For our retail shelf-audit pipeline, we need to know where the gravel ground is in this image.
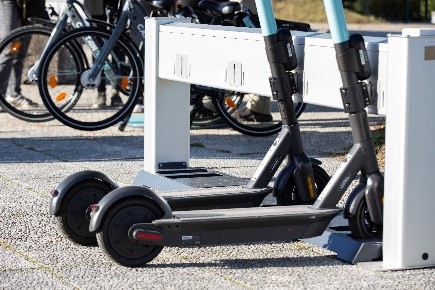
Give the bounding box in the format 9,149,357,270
2,103,434,290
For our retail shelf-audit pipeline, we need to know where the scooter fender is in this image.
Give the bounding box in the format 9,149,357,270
272,158,322,198
364,172,384,225
48,170,118,216
309,158,322,166
343,183,366,219
88,186,173,233
272,164,296,198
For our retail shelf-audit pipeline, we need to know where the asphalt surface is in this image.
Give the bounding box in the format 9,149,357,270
1,22,435,289
0,103,431,290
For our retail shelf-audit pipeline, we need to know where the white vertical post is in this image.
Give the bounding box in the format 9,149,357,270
143,18,191,173
383,29,435,269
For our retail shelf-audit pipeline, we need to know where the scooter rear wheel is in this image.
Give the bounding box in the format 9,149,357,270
96,198,164,267
276,164,330,206
56,180,112,246
348,198,382,239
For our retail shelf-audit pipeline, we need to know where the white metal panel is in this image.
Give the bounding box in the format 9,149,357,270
158,24,272,96
143,18,192,173
303,35,387,113
157,23,321,98
375,43,389,115
383,30,435,269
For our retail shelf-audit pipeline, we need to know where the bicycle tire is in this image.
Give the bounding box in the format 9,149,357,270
0,25,55,122
212,91,306,137
190,87,243,127
38,27,142,131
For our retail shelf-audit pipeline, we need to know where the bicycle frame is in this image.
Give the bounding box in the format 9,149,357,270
82,0,157,86
27,0,94,82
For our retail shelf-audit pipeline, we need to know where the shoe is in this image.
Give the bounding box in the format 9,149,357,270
133,103,144,113
5,94,38,108
92,92,106,108
110,94,123,107
190,107,227,129
232,107,272,122
194,107,217,122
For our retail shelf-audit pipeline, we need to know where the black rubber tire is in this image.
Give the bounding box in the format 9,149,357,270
0,25,55,122
96,198,164,267
276,164,330,206
212,91,306,136
56,180,113,246
38,27,142,131
191,89,243,127
348,198,383,239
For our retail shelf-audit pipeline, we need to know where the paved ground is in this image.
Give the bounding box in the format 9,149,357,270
1,102,434,290
1,22,435,289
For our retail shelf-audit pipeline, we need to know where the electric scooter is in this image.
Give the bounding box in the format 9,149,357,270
85,0,384,267
48,0,329,246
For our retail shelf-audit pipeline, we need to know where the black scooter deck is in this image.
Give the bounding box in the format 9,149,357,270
157,167,249,188
131,206,341,246
162,186,272,210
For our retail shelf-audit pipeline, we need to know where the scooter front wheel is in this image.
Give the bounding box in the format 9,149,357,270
348,198,383,239
276,164,330,206
96,198,164,267
56,180,112,246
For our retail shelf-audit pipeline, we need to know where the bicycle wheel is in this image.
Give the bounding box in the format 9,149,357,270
0,25,55,122
212,91,306,137
38,27,142,131
190,86,243,127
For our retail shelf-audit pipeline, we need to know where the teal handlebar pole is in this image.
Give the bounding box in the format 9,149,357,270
255,0,277,36
323,0,349,44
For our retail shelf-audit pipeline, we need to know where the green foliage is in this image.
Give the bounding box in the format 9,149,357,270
273,0,434,23
344,0,432,22
272,0,380,23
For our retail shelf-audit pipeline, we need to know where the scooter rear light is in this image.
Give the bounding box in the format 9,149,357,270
50,188,58,197
133,230,163,242
90,204,99,212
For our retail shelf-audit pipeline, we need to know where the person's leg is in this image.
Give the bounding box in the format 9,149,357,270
233,94,272,122
0,0,37,107
89,1,123,107
0,0,23,95
8,32,30,97
245,94,271,114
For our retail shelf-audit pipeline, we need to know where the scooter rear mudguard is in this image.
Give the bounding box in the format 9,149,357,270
88,186,172,233
49,170,118,216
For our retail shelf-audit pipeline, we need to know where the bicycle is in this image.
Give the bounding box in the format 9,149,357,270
0,0,107,122
36,0,164,130
37,0,310,133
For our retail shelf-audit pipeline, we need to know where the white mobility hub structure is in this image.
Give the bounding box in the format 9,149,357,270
383,28,435,270
138,17,435,270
